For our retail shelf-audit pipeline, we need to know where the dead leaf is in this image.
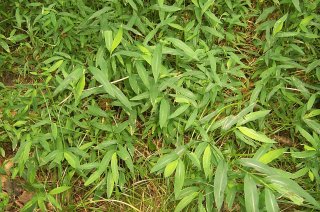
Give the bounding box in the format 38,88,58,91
17,191,33,205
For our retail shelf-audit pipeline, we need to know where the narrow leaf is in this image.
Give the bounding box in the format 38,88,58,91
84,170,103,186
104,30,113,51
266,175,320,208
265,188,280,212
0,39,10,52
136,61,150,89
88,7,111,20
214,160,228,211
164,159,179,178
111,153,119,183
89,67,132,109
111,26,123,54
185,109,198,129
107,171,114,198
174,160,185,198
151,153,179,173
203,145,212,179
174,192,199,212
238,127,276,143
244,174,259,212
273,13,288,35
159,98,170,128
259,148,286,164
74,74,86,105
53,66,83,96
169,104,189,119
239,110,271,125
64,151,79,168
152,44,162,82
291,0,301,12
167,37,198,60
49,186,71,195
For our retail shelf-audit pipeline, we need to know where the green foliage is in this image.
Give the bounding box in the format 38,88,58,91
0,0,319,210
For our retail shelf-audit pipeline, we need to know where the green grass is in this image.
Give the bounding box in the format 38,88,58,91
0,0,320,211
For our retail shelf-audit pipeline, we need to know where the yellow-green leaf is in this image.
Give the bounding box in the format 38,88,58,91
74,74,86,106
47,60,64,73
64,151,79,168
107,171,114,198
164,160,178,178
259,148,286,164
203,145,212,179
273,13,288,35
110,26,123,54
111,153,119,183
49,186,71,195
238,127,276,143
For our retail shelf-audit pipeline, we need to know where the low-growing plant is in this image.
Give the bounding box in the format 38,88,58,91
0,0,319,211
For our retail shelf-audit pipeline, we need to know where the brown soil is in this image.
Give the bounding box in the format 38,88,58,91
1,72,39,86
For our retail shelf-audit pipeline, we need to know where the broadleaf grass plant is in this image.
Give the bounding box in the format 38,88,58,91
0,0,320,211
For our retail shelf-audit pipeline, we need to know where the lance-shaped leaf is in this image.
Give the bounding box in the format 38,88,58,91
214,160,228,211
167,37,198,60
152,43,162,82
238,127,276,143
244,174,259,212
159,98,170,128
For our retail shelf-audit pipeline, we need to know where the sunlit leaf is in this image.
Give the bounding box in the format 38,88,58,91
273,13,288,35
238,127,276,143
110,26,123,54
203,145,212,179
259,148,286,164
164,159,178,177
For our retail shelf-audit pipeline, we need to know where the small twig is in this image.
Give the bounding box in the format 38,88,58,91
58,93,72,105
284,87,301,92
57,76,129,105
83,76,129,92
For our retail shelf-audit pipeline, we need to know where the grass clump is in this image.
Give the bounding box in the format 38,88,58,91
0,0,320,211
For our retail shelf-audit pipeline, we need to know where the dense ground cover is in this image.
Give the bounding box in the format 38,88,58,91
0,0,320,211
